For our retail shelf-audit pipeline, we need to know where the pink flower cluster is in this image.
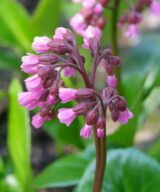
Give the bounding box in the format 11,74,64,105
118,0,160,38
19,26,133,139
70,0,109,35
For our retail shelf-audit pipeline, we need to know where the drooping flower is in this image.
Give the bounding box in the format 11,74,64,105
25,75,41,91
118,109,133,124
32,113,48,129
80,124,92,139
21,54,39,74
57,108,77,126
32,36,51,53
18,91,42,110
59,88,77,103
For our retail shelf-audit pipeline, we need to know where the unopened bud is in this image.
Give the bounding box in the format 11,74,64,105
108,56,121,67
86,109,98,125
48,109,55,119
73,102,94,115
111,110,120,122
76,88,95,99
97,116,106,129
48,39,71,54
116,98,127,111
38,54,58,64
39,107,49,117
37,65,55,78
128,12,141,24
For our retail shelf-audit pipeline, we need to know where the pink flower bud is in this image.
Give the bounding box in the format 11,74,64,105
118,108,133,124
86,109,98,125
18,91,41,110
97,128,105,138
83,26,102,49
47,95,56,105
80,124,92,139
59,88,77,103
125,25,139,38
32,36,51,53
150,1,160,15
107,75,117,88
21,54,39,74
70,13,86,35
25,75,41,91
57,108,76,126
94,3,103,14
32,113,48,128
76,88,95,99
64,67,76,77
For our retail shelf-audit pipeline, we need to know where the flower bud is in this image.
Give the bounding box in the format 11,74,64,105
73,102,94,115
97,116,106,129
76,88,95,99
97,128,105,138
48,109,55,119
128,12,141,24
48,39,71,54
37,65,55,78
39,107,49,117
107,56,121,67
38,54,58,64
86,109,98,125
116,98,127,111
111,110,120,122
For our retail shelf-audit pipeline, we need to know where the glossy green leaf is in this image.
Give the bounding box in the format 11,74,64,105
31,0,62,36
0,0,33,51
33,146,95,189
75,148,160,192
8,79,31,191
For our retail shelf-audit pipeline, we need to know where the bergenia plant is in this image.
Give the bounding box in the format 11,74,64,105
18,0,160,191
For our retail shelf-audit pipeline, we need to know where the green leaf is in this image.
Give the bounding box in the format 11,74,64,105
75,148,160,192
33,145,95,189
8,79,31,191
31,0,62,36
0,0,33,51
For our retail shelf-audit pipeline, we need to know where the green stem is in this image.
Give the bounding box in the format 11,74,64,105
111,0,122,93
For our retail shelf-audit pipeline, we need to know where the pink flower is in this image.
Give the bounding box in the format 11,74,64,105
57,108,77,126
80,124,92,139
150,1,160,16
118,108,133,124
107,75,117,88
97,128,105,138
64,67,76,77
83,26,102,48
70,13,86,35
59,88,77,103
47,95,56,105
32,114,48,128
82,0,96,8
94,3,103,14
18,92,40,110
125,25,139,38
32,36,51,53
21,54,39,74
54,27,67,40
25,75,41,91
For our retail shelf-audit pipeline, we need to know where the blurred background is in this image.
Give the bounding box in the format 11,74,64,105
1,0,160,192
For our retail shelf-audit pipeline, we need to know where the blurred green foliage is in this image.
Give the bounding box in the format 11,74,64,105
0,0,160,192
